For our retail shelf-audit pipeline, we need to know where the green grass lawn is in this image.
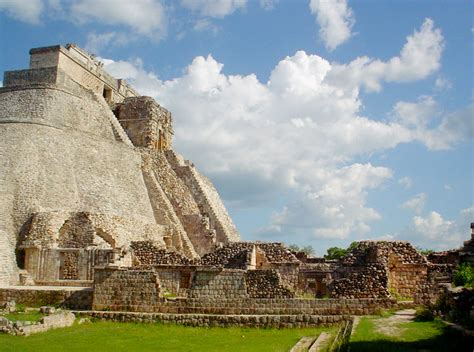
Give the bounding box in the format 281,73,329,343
1,311,44,322
0,321,336,352
349,315,473,352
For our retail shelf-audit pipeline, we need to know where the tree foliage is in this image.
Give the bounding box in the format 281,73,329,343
324,241,358,260
416,247,434,256
453,263,474,288
324,247,348,260
288,244,315,256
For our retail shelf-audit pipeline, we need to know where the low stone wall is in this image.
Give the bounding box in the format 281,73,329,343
92,292,395,315
188,270,248,299
75,310,351,328
93,268,160,312
1,311,76,336
0,287,92,310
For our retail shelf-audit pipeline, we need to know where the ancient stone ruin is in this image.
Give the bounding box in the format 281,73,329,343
0,44,472,328
0,44,239,287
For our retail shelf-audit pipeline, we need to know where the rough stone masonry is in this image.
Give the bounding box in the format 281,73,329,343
0,43,240,286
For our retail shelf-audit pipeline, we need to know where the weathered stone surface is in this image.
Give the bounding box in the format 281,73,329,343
0,44,240,285
0,287,92,310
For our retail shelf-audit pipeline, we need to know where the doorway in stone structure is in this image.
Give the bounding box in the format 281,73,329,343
102,86,112,103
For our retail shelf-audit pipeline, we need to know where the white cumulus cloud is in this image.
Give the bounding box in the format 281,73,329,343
398,176,412,189
100,19,465,242
402,193,427,214
328,18,444,92
71,0,167,39
412,207,473,249
309,0,354,51
0,0,44,24
180,0,247,18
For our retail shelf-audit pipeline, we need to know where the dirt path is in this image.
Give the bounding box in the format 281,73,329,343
373,309,416,337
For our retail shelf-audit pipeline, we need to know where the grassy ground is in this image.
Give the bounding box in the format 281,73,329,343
349,315,473,352
1,311,44,322
0,321,336,352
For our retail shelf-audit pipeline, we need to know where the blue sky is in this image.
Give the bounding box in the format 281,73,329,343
1,0,472,255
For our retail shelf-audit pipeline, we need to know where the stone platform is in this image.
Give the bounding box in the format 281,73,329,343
0,285,92,310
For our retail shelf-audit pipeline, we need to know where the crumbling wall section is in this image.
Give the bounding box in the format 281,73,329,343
130,241,191,266
331,264,390,298
245,270,294,298
116,97,172,150
199,243,253,269
331,241,430,299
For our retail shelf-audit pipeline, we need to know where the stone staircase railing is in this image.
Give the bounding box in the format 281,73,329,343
142,156,198,259
91,93,133,147
165,150,239,244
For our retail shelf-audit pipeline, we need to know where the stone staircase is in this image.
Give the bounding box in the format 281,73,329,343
142,155,199,259
91,93,134,147
165,150,240,244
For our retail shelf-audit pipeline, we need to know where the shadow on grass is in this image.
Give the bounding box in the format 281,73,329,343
348,325,474,352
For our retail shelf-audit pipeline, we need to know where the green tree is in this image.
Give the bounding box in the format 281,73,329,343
324,242,359,260
324,247,348,260
453,263,474,288
416,247,434,256
288,244,300,252
301,245,315,256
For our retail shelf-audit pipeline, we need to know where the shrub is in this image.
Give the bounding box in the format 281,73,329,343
452,263,474,288
415,306,435,321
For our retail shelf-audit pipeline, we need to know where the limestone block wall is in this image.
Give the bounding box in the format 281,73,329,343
0,287,92,310
77,310,351,328
154,267,194,296
0,85,162,285
387,261,428,298
270,263,300,288
414,264,454,305
4,68,58,87
93,268,160,312
0,86,116,142
188,270,248,299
